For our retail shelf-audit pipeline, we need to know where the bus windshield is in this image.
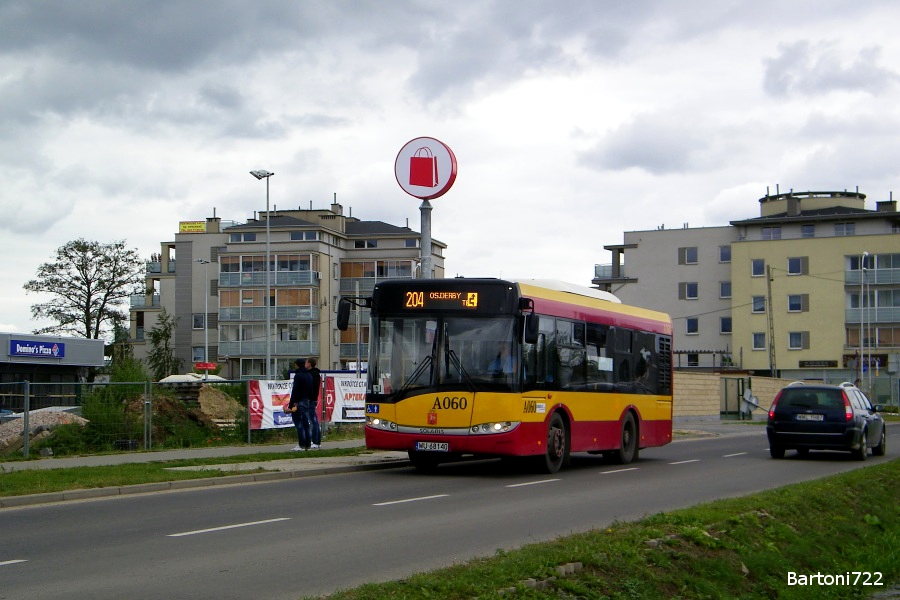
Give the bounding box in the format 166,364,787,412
369,315,520,400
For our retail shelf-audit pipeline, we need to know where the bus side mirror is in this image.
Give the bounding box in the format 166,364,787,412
523,313,539,344
337,298,352,331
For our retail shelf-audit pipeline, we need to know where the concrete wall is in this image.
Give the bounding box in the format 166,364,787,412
673,371,793,417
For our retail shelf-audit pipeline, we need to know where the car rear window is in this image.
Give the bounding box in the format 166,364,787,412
778,389,844,409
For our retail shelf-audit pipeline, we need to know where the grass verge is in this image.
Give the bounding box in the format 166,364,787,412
316,459,899,600
0,447,367,496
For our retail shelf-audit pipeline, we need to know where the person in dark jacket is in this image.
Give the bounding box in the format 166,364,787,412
305,358,322,448
288,358,314,451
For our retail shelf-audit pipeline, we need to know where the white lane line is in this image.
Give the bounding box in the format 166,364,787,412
506,479,560,488
601,467,639,474
723,452,748,458
168,517,291,537
0,560,28,567
669,459,700,465
373,494,449,506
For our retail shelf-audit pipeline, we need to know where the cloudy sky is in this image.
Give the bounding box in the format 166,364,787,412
3,1,900,334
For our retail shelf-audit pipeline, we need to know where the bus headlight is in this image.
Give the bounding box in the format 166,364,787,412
469,421,519,435
367,416,398,431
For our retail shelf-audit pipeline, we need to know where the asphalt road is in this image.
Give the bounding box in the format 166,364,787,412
1,424,895,600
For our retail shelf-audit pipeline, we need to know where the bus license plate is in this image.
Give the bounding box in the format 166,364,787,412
415,442,449,452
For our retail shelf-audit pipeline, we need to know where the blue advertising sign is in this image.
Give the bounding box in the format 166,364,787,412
9,339,66,359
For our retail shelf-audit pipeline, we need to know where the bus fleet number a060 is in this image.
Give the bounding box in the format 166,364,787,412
431,396,468,410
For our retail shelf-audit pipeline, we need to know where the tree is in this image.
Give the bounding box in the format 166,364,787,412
146,307,183,380
24,239,144,340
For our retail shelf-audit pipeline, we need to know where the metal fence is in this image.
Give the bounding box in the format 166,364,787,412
0,380,259,459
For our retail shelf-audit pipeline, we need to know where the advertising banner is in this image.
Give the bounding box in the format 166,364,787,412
248,379,295,430
323,373,366,423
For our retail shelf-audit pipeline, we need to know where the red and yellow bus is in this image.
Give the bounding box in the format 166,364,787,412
338,278,673,473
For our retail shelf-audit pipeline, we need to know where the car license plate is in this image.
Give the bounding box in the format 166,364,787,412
795,414,824,421
415,441,449,452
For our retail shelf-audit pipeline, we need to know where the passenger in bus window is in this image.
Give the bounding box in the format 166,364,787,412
488,343,514,377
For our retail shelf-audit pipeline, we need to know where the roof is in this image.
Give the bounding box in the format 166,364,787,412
345,221,415,236
731,206,900,226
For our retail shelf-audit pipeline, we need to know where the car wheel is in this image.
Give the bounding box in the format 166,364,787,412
853,430,868,461
769,444,785,459
872,429,887,457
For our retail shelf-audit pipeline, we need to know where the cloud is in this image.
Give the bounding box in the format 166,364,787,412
763,41,900,96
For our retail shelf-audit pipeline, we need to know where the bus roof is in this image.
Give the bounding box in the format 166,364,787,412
514,279,672,334
510,279,621,303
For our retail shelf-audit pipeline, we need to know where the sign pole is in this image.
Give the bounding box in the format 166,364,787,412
419,200,432,278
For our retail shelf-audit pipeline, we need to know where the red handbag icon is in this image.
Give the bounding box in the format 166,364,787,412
409,147,439,187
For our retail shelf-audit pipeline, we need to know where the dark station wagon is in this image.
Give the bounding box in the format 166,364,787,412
766,381,887,460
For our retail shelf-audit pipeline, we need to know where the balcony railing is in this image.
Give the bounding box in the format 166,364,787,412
845,268,900,285
130,294,161,308
219,306,320,322
845,306,900,324
593,264,627,279
219,271,319,287
218,340,317,356
340,343,369,358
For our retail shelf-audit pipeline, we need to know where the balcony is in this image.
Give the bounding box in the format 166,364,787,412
845,306,900,324
340,343,369,359
845,268,900,285
219,306,320,322
219,271,319,287
218,340,317,356
130,294,161,308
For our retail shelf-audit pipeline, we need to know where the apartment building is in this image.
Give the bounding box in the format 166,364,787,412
594,190,900,405
129,202,445,378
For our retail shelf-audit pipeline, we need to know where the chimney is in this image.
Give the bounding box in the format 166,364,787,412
787,195,800,216
876,200,897,212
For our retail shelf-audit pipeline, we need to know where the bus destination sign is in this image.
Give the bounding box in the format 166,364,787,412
404,290,479,310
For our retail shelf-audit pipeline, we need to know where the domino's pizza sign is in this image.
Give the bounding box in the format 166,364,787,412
10,339,65,359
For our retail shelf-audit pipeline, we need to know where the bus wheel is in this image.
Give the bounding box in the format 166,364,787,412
614,413,639,464
535,412,568,474
408,450,441,473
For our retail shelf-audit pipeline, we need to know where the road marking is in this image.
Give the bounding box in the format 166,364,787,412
373,494,449,506
0,560,28,567
669,459,700,465
506,479,560,488
723,452,747,458
601,467,639,474
168,517,291,537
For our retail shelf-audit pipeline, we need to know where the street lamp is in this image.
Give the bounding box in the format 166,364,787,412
859,251,868,389
250,169,274,380
196,259,211,381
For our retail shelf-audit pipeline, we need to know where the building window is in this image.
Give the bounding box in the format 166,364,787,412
193,314,205,329
679,282,699,300
762,226,781,240
290,231,319,241
752,332,766,350
687,353,699,367
834,222,855,236
788,294,809,312
789,331,810,350
192,346,206,362
229,233,256,242
354,239,377,249
800,224,815,238
751,258,765,277
405,239,418,248
720,317,732,334
686,318,699,335
719,245,731,263
849,253,875,271
752,296,766,313
787,256,808,275
719,281,732,298
678,247,698,265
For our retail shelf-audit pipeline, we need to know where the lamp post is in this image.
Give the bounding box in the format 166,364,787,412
859,251,868,389
250,169,275,380
196,259,211,381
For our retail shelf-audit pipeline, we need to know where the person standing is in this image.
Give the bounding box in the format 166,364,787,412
288,358,314,451
305,357,322,449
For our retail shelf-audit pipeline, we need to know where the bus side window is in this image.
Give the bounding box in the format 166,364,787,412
586,323,612,387
613,327,634,388
634,331,657,394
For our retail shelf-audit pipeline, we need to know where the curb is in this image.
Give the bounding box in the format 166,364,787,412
0,458,409,509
